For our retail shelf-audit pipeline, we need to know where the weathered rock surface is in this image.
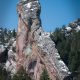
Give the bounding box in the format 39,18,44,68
64,18,80,32
4,38,17,75
4,0,70,80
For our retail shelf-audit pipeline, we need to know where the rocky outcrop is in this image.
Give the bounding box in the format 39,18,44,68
4,0,70,80
64,18,80,32
4,38,17,75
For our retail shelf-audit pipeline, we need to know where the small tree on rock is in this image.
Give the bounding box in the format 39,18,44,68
40,68,51,80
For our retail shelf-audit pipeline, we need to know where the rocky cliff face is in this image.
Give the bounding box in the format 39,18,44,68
5,0,70,80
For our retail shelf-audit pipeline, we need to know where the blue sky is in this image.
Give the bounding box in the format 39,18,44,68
0,0,80,32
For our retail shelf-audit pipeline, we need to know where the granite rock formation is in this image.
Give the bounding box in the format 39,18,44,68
5,0,70,80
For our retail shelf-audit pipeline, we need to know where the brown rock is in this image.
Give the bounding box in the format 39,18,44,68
15,0,70,80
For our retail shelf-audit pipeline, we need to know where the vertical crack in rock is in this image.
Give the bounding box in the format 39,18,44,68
5,0,70,80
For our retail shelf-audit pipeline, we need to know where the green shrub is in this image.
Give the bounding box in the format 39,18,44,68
12,67,31,80
0,66,11,80
40,68,51,80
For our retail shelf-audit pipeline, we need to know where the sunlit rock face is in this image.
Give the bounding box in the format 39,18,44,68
5,0,70,80
4,38,17,75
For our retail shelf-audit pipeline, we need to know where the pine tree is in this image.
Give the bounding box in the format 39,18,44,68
0,66,11,80
40,68,51,80
12,29,16,38
50,25,80,80
12,67,31,80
